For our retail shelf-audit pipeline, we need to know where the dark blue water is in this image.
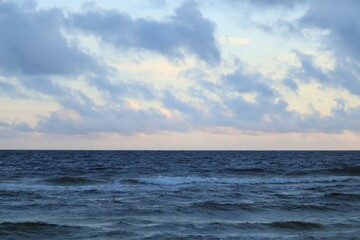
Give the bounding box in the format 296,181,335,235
0,151,359,239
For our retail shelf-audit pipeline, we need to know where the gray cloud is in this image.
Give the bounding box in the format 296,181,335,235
299,0,360,61
283,78,299,92
0,1,98,76
171,66,296,132
216,67,297,131
162,90,197,114
295,52,327,83
20,76,67,97
1,0,359,138
5,64,360,136
0,120,33,138
0,1,158,107
297,100,360,133
222,65,275,97
290,52,360,96
0,120,10,128
243,0,300,9
31,87,187,135
207,0,300,10
296,1,360,96
246,0,360,63
56,92,99,117
70,1,220,64
0,81,24,98
36,103,189,136
243,0,360,95
87,75,155,101
176,65,360,134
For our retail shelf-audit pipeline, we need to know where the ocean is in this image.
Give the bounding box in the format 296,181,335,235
0,151,359,239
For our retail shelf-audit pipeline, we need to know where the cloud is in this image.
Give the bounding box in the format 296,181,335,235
162,90,197,114
0,0,359,141
87,75,155,101
243,0,360,61
297,100,360,133
32,63,295,136
243,0,360,97
209,0,300,10
0,119,33,138
174,66,296,132
27,87,186,136
295,1,360,95
0,1,98,76
177,65,360,134
244,0,300,9
283,78,299,92
70,1,220,64
0,1,157,107
0,81,24,98
299,0,360,61
20,76,67,97
216,67,297,131
222,64,275,97
288,52,360,96
36,100,189,135
4,62,360,137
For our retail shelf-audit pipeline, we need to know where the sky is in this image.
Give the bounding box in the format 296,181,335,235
0,0,359,150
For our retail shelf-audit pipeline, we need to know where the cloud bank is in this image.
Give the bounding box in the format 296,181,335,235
0,0,359,148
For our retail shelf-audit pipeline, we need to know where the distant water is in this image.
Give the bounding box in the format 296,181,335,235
1,151,359,239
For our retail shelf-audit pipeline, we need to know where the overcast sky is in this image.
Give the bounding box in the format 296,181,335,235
0,0,359,149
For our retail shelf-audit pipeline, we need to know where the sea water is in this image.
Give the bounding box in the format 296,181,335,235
0,151,359,239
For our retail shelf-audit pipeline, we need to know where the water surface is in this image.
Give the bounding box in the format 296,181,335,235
1,151,359,239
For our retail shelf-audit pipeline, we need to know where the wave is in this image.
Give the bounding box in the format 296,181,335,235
191,200,256,211
129,220,325,235
126,175,358,186
41,176,102,185
267,221,324,230
0,221,64,229
138,176,216,185
0,221,83,237
281,204,335,211
1,175,357,193
122,179,142,185
222,167,266,173
206,220,325,230
327,166,360,176
324,192,360,200
192,201,335,212
285,166,360,177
